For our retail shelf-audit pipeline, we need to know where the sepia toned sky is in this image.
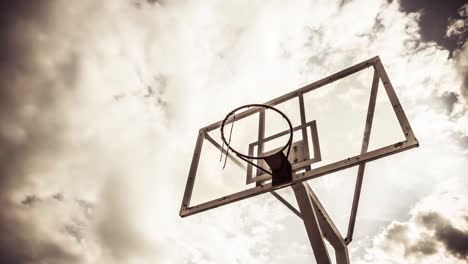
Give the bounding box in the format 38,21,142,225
0,0,467,263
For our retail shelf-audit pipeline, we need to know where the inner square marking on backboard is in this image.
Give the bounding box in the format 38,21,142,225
246,120,322,184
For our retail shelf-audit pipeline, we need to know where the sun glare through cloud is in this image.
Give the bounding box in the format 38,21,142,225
0,0,467,263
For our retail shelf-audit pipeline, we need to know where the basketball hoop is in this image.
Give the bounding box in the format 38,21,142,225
220,104,294,160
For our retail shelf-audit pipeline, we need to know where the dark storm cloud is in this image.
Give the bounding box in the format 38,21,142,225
0,1,86,263
417,212,468,260
398,0,467,57
0,0,81,194
397,0,468,145
383,211,468,260
0,1,49,63
0,194,91,264
406,236,438,256
4,1,166,261
381,222,438,256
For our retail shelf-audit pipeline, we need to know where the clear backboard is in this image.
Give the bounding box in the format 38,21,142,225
180,56,419,218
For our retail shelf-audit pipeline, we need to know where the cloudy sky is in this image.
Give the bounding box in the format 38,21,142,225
0,0,467,263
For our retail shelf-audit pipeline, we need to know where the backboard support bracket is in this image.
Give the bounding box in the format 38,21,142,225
293,182,350,264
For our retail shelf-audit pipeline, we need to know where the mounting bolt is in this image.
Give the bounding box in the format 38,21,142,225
344,237,352,244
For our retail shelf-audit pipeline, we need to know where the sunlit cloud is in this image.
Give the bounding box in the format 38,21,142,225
0,0,467,263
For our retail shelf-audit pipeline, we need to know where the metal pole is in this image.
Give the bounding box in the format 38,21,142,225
292,182,332,264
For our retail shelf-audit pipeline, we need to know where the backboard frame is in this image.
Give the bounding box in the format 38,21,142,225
179,56,419,217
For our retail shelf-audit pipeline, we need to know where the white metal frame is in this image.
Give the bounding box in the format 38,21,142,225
180,56,418,218
180,56,419,264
